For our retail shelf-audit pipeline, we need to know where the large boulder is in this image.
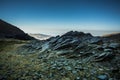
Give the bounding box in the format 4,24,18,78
53,39,80,50
94,52,115,62
48,31,93,50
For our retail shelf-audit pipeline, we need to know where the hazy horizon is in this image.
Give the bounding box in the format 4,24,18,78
0,0,120,36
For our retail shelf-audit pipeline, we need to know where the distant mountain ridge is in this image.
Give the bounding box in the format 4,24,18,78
102,32,120,41
0,19,119,41
0,19,34,40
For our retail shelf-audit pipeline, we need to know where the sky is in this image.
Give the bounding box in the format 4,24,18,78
0,0,120,36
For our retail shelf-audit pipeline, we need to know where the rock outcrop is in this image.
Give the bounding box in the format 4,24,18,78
1,31,120,80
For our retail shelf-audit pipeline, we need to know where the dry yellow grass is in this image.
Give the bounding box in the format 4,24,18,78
0,39,43,79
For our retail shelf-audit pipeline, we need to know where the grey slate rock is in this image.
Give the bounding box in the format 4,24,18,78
109,43,120,49
65,66,72,71
88,37,103,44
97,74,108,80
104,49,112,52
75,77,81,80
94,52,115,62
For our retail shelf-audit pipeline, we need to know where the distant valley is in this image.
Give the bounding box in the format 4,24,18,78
29,33,51,40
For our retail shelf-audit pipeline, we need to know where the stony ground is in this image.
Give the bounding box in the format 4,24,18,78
0,36,120,80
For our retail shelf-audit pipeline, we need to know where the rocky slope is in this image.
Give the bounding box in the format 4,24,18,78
0,19,34,40
0,31,120,80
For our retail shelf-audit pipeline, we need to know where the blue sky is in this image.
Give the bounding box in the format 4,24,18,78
0,0,120,36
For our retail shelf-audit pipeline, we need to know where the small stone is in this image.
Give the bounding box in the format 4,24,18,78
31,59,35,62
75,66,84,71
57,67,62,70
50,61,54,64
52,63,57,66
51,66,56,69
33,76,39,79
58,63,64,66
104,49,112,52
64,63,69,66
62,77,71,80
78,61,82,64
79,52,84,54
60,70,66,76
97,74,108,80
38,56,43,59
76,77,81,80
96,46,104,51
83,78,87,80
48,73,53,78
109,43,120,49
72,70,77,74
65,66,72,71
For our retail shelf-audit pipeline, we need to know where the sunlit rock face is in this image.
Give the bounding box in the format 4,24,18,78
0,19,34,40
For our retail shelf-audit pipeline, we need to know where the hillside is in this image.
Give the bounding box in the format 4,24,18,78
0,31,120,80
102,32,120,41
0,19,34,40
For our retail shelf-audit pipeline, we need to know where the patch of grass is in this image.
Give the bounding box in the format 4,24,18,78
0,39,40,79
0,39,27,51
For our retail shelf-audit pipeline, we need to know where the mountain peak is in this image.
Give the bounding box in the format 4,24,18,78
62,31,93,37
